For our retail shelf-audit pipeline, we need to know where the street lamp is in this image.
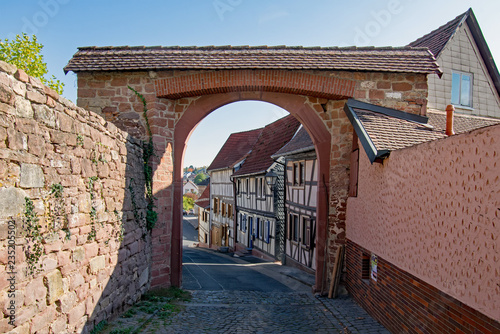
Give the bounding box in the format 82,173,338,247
265,170,278,191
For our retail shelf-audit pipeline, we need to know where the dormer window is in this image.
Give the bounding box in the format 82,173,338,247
451,71,472,108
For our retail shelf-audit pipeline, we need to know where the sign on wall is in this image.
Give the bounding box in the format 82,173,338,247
370,254,378,281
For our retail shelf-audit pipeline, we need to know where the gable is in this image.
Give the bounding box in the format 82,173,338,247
428,22,500,117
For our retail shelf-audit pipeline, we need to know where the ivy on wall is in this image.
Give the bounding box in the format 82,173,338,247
128,86,157,232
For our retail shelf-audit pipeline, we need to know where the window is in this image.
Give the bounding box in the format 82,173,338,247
300,162,305,186
451,71,472,108
246,179,249,196
228,204,233,218
253,178,266,199
293,162,305,186
302,217,311,248
248,217,253,235
241,214,247,232
213,198,219,214
288,214,299,241
256,218,260,238
237,180,241,195
264,220,270,243
222,203,226,217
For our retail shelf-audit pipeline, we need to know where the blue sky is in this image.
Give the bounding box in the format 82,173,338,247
1,0,499,167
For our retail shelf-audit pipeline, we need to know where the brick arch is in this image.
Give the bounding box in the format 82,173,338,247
155,70,356,100
169,91,333,290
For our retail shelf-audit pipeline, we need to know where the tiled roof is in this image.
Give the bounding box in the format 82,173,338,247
272,126,315,158
64,45,441,75
195,184,210,209
207,128,263,171
232,114,301,177
344,99,500,163
427,109,500,134
408,10,469,57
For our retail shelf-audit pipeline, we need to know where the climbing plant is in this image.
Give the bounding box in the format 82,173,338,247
23,197,43,275
128,86,157,232
87,176,99,241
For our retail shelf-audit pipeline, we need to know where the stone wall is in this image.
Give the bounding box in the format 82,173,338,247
0,61,152,333
346,123,500,327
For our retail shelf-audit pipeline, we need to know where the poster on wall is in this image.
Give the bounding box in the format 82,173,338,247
370,254,378,281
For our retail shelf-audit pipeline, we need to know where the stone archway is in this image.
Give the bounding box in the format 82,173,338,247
149,69,358,289
170,92,343,289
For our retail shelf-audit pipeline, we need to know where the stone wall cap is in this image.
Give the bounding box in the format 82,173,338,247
64,45,442,76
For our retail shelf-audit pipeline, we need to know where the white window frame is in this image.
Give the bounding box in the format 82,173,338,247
451,71,473,108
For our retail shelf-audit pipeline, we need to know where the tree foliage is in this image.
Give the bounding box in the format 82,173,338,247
194,173,207,185
0,33,64,94
183,195,195,211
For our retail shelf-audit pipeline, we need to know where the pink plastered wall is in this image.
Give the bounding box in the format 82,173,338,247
346,124,500,321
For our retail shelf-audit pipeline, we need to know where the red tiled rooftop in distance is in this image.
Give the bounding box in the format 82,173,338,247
233,114,301,177
207,128,263,171
195,184,210,209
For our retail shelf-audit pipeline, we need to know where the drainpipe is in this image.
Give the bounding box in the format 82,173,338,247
446,104,455,136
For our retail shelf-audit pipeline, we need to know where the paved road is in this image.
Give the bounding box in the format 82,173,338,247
182,247,292,292
182,216,198,247
138,218,390,333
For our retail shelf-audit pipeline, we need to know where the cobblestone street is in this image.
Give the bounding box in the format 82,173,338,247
139,290,390,333
99,219,389,333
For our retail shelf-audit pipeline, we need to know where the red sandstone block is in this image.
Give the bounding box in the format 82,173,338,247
110,77,128,87
415,82,428,90
94,74,111,81
43,85,59,100
14,69,29,83
392,82,412,91
368,89,385,99
354,89,367,99
67,302,85,327
377,81,391,89
30,305,56,333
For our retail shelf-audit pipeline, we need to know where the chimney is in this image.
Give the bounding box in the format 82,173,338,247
446,104,455,136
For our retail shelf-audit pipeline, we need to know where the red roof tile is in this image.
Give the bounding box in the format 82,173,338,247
408,10,469,57
355,108,500,152
344,99,500,163
64,45,441,75
207,128,263,171
195,184,210,209
232,115,301,177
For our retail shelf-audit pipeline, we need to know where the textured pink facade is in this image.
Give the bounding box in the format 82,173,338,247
346,124,500,321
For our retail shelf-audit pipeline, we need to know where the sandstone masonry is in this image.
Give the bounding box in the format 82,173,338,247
0,61,151,334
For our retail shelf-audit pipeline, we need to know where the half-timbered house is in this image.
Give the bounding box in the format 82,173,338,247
194,184,210,247
272,126,317,273
207,128,262,250
232,115,301,261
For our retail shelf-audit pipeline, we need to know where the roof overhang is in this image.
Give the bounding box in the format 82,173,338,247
343,99,430,164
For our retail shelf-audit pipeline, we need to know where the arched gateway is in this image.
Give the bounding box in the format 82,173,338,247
65,45,440,290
